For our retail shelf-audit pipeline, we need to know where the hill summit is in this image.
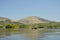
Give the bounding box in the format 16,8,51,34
18,16,53,24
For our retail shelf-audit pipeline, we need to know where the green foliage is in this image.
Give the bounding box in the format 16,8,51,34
38,26,44,28
19,24,25,28
0,22,60,29
19,24,31,29
6,25,12,29
37,22,60,29
0,24,3,28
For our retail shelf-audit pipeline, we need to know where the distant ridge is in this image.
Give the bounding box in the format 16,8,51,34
0,17,11,21
0,17,11,25
18,16,54,24
0,17,21,25
0,16,55,25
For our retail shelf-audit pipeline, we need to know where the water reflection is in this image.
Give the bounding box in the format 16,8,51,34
0,29,60,40
24,30,39,40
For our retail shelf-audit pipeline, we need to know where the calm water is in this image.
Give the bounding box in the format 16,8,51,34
0,29,60,40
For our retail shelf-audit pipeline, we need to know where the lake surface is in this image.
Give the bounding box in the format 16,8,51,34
0,29,60,40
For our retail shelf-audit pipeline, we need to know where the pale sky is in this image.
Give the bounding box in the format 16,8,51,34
0,0,60,22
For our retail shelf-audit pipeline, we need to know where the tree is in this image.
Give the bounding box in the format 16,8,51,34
5,25,13,29
19,24,25,28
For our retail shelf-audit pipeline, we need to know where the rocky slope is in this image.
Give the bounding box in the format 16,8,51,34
18,16,54,24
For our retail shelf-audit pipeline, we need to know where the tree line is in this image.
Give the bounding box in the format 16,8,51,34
0,22,60,29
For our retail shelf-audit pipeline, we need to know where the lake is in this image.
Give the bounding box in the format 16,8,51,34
0,29,60,40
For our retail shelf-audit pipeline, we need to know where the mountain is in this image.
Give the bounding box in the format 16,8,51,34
0,17,11,21
18,16,54,24
0,16,55,25
0,17,12,25
0,17,22,25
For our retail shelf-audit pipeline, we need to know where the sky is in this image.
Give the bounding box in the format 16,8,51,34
0,0,60,22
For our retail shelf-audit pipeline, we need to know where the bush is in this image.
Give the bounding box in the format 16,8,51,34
5,25,13,29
